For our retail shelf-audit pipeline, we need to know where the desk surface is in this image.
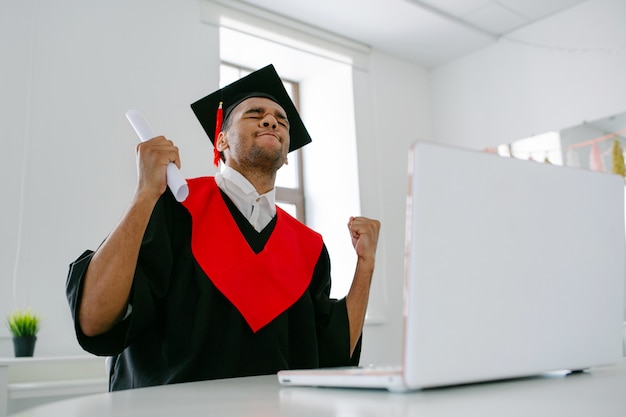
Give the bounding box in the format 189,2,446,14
10,359,626,417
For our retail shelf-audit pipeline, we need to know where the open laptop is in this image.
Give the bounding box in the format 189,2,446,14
278,140,625,392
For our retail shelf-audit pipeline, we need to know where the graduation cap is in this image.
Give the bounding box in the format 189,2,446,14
190,64,312,166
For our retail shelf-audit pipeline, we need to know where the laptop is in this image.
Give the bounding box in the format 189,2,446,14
278,140,625,392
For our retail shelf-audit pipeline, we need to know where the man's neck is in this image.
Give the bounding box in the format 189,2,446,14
226,163,276,195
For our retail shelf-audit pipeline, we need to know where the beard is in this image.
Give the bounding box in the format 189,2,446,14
246,144,284,172
234,136,286,174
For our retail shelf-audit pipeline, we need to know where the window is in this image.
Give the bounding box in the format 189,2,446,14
219,26,361,301
219,62,306,222
496,131,562,164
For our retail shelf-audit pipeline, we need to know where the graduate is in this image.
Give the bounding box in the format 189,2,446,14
66,64,380,391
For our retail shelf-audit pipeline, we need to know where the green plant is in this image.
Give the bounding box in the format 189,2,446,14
7,307,41,337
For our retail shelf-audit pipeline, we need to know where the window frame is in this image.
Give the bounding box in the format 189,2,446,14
220,61,307,223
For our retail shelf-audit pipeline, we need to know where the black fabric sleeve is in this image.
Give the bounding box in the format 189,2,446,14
66,250,131,355
311,246,362,367
65,190,180,356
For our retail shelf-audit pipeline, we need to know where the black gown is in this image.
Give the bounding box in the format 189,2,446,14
66,184,360,391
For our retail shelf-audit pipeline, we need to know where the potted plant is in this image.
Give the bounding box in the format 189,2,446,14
7,307,41,357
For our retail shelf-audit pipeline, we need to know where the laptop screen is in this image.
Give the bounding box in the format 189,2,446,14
403,141,624,388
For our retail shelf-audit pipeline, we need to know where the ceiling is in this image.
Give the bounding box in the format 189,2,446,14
234,0,589,68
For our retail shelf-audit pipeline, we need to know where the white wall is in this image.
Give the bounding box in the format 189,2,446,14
0,0,430,362
353,51,433,365
1,0,218,356
430,0,626,321
431,0,626,151
2,0,622,366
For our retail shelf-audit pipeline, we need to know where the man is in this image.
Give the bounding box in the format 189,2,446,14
66,64,380,391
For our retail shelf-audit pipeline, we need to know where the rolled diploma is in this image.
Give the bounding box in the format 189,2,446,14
125,109,189,202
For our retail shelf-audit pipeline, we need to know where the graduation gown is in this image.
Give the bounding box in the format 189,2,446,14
66,177,360,391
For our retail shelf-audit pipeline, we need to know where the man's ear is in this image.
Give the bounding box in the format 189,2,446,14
216,131,229,152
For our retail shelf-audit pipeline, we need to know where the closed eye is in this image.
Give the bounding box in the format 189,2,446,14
276,115,289,129
244,109,264,119
244,108,289,129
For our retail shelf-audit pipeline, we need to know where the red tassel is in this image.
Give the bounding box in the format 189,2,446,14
213,102,223,167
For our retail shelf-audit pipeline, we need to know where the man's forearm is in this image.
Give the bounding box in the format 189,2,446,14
78,193,157,336
345,257,375,356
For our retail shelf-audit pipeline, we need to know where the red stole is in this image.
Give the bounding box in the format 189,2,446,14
182,177,323,332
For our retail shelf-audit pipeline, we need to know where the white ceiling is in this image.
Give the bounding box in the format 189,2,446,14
234,0,589,67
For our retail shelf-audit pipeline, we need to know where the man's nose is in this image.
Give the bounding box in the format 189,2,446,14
261,114,277,129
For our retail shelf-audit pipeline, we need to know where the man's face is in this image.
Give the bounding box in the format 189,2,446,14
221,97,291,173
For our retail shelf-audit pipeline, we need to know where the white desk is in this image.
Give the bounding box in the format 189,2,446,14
8,359,626,417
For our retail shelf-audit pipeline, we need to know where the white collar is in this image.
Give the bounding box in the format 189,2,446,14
215,166,276,231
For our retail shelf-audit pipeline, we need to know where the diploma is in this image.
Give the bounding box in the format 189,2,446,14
125,109,189,202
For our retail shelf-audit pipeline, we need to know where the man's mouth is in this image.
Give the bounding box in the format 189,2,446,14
257,131,280,142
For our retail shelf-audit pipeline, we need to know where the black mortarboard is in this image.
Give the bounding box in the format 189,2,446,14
190,64,312,166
